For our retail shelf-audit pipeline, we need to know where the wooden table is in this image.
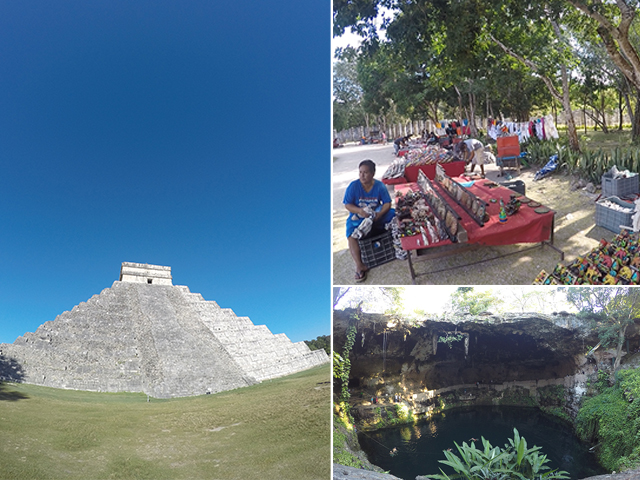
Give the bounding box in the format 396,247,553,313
395,177,564,283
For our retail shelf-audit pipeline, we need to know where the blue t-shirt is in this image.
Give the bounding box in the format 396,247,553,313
343,179,391,212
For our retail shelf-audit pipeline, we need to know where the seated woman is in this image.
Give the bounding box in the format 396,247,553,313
344,159,395,282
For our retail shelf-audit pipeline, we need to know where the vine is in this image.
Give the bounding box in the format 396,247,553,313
334,319,358,419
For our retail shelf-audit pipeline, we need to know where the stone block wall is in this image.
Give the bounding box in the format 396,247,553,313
119,262,173,285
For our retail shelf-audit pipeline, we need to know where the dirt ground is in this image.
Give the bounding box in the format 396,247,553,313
333,143,615,285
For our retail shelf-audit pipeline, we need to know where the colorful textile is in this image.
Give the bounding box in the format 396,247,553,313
403,145,454,166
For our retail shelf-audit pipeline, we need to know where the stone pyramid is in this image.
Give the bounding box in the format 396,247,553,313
0,262,329,398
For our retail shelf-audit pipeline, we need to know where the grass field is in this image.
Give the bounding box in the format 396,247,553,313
0,365,330,480
578,128,634,150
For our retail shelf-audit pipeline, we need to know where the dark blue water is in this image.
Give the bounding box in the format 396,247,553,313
358,407,607,480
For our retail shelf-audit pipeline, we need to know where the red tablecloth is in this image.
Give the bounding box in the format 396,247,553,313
382,161,466,185
397,177,554,251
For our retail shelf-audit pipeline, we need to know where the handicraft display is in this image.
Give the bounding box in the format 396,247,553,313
534,230,640,285
382,145,455,181
416,170,468,243
434,164,487,226
395,190,450,246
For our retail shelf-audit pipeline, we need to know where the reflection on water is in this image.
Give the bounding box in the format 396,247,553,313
358,406,607,480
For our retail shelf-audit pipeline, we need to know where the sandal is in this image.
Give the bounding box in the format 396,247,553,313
355,270,368,282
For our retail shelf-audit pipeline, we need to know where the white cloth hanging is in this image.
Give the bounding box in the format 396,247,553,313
544,114,559,139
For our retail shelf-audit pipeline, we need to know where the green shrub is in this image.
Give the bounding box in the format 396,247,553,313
423,428,569,480
333,414,365,468
522,136,640,183
575,367,640,471
538,385,565,406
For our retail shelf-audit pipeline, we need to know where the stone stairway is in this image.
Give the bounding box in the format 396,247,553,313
0,278,329,398
174,286,329,382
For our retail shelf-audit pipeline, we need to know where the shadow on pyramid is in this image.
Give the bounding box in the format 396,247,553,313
0,262,329,398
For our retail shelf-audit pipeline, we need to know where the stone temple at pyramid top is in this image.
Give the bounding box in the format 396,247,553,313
119,262,173,285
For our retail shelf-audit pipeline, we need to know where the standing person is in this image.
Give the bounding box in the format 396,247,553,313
344,159,395,282
393,135,411,156
457,138,487,177
393,136,404,155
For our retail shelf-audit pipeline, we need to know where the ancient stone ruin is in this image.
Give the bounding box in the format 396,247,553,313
0,262,328,398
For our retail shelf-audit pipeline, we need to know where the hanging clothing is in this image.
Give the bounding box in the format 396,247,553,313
544,114,559,139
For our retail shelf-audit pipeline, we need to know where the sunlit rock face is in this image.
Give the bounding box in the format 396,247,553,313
333,310,606,391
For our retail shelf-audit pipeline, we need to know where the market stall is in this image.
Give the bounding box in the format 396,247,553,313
383,144,466,185
394,168,561,283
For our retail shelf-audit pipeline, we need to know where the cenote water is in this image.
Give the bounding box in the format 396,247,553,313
358,407,607,479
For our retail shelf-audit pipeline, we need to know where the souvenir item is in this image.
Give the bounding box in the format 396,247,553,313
434,164,486,226
534,230,640,285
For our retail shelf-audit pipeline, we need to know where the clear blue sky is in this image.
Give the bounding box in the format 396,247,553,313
0,1,330,345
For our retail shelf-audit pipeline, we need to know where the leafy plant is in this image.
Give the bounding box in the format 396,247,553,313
576,367,640,471
333,324,357,418
423,428,569,480
438,332,465,349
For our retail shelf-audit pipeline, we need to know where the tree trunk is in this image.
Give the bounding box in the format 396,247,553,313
489,28,579,150
633,90,640,142
454,85,465,121
621,76,635,128
469,92,478,138
600,94,609,133
619,88,624,131
561,63,581,151
613,324,629,372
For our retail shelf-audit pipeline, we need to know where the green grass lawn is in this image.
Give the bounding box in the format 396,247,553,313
578,128,633,150
0,365,331,480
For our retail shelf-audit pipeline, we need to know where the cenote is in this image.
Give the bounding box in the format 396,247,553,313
358,406,607,480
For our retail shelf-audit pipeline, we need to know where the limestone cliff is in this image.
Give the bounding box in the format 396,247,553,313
334,309,640,422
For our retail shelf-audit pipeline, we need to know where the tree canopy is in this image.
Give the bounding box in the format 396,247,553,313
333,0,640,142
305,335,330,355
565,286,640,371
446,287,503,316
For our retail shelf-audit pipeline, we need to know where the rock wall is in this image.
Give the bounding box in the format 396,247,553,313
334,310,604,395
1,281,328,398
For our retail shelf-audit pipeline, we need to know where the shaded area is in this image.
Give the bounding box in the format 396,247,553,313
0,354,25,382
334,310,596,390
0,383,29,401
0,354,28,401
